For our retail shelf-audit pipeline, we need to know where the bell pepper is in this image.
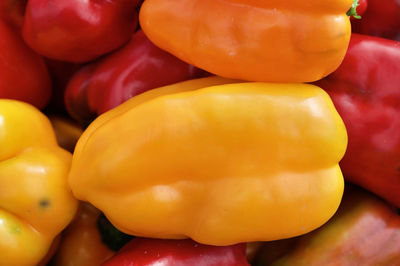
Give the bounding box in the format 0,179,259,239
0,0,26,29
348,0,367,20
139,0,352,82
49,116,84,153
22,0,141,63
103,238,249,266
64,30,208,124
51,203,115,266
315,34,400,207
0,19,51,109
352,0,400,41
356,0,367,16
37,236,61,266
0,100,78,266
253,186,400,265
69,77,347,245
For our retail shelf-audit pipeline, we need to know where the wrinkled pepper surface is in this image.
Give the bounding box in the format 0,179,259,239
315,34,400,207
51,203,114,266
253,187,400,265
0,100,78,266
0,19,51,109
103,238,249,266
69,77,347,245
23,0,141,62
140,0,352,82
352,0,400,41
65,30,207,124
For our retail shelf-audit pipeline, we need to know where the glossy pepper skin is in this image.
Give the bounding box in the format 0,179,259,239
51,203,114,266
356,0,367,17
352,0,400,41
69,77,347,245
22,0,141,63
254,187,400,265
140,0,352,83
0,100,78,266
65,30,208,124
348,0,367,20
0,20,51,109
315,34,400,207
37,236,61,266
103,238,249,266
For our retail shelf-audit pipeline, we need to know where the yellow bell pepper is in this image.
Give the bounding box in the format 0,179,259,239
0,100,78,266
69,77,347,245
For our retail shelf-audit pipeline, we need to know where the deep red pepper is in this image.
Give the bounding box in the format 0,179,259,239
0,19,51,109
0,0,27,30
44,59,82,114
64,30,208,124
352,0,400,41
355,0,367,18
22,0,142,63
348,0,367,20
315,34,400,207
253,186,400,265
102,238,249,266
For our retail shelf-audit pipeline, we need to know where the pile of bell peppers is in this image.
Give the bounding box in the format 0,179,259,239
0,0,399,265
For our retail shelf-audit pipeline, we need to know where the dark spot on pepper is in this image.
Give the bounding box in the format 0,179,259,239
39,199,50,208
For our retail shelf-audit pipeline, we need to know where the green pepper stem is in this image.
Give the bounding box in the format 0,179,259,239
347,0,361,19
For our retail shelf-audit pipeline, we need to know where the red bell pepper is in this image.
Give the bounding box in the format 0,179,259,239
102,238,249,266
253,186,400,265
347,0,368,21
65,30,208,124
357,0,367,16
352,0,400,41
22,0,142,63
0,0,26,29
0,19,51,109
315,34,400,207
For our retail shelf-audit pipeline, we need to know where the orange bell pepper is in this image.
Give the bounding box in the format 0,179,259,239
69,77,347,246
51,203,114,266
37,236,61,266
140,0,352,82
0,100,78,266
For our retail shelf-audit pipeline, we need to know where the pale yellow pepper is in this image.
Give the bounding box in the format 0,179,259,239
69,77,347,246
0,100,78,266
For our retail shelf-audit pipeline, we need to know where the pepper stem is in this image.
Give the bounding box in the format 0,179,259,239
347,0,361,19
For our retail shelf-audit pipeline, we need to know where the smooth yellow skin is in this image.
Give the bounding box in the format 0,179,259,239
0,100,78,266
69,77,347,245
